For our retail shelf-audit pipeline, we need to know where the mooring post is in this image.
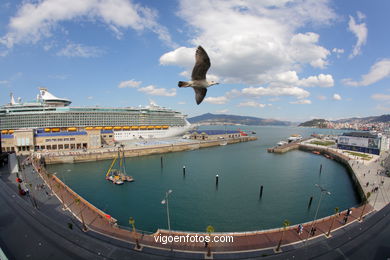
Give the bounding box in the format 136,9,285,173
319,164,322,175
308,196,313,208
216,174,219,185
183,165,186,175
160,156,163,168
260,185,264,199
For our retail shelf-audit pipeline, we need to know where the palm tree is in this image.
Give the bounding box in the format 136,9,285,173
129,217,140,249
276,219,290,252
206,225,214,257
75,198,87,231
359,192,371,221
326,207,339,237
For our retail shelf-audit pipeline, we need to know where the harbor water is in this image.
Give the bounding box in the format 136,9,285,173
48,126,360,233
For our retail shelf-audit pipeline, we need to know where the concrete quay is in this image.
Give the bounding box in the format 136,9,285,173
40,136,257,164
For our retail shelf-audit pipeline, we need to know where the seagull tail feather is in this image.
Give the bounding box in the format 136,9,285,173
178,81,190,88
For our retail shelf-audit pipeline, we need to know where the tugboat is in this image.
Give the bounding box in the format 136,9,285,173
105,145,134,185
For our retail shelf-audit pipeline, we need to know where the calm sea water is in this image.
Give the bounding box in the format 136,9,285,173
48,126,360,232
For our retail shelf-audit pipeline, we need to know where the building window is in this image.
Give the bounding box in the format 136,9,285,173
64,144,69,149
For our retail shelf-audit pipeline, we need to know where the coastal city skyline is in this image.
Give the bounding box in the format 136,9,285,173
1,0,390,122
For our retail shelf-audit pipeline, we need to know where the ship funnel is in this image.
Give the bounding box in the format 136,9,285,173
10,93,16,105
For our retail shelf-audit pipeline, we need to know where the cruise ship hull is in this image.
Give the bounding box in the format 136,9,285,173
113,125,193,141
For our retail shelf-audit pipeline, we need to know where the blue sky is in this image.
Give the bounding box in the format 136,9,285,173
1,0,390,122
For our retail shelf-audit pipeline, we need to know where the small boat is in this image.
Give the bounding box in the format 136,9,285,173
277,141,287,146
312,151,320,155
105,146,134,184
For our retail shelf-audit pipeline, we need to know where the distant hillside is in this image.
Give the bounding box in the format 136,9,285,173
333,114,390,123
188,113,291,126
298,119,329,128
298,114,390,127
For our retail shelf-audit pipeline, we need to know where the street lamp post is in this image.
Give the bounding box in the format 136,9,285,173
305,184,331,243
326,207,339,237
161,189,173,232
161,189,173,250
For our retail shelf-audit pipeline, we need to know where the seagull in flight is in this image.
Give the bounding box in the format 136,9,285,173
178,46,219,105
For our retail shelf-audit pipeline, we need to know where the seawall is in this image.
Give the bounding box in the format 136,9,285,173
298,144,366,201
42,136,257,164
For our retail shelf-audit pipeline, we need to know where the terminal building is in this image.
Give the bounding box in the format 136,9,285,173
186,130,243,140
337,132,388,155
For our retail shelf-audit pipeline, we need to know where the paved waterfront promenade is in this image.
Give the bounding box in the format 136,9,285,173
300,140,390,211
0,147,387,258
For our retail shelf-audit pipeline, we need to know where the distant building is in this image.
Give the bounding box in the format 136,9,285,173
337,132,384,155
187,130,242,140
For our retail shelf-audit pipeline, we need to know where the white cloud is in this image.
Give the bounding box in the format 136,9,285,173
0,80,9,84
204,96,228,105
118,79,142,88
242,86,310,99
348,12,367,58
160,0,336,85
317,95,327,100
332,94,342,100
0,0,175,49
342,59,390,87
332,48,344,54
57,43,103,57
87,96,93,100
375,104,390,112
237,101,266,108
216,109,229,113
357,11,366,21
289,99,312,104
138,85,176,97
371,93,390,101
178,101,186,105
298,74,334,87
332,48,344,58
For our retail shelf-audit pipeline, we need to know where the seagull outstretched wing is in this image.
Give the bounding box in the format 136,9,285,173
194,88,207,105
191,46,211,80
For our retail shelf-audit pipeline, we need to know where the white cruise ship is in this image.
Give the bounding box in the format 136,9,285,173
0,88,193,141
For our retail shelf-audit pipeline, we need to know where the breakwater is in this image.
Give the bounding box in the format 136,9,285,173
42,136,256,164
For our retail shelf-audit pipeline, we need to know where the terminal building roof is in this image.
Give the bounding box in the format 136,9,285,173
342,132,379,138
189,130,240,135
